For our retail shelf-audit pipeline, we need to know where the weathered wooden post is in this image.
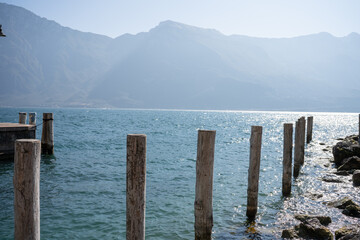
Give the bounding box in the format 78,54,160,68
299,117,306,165
29,112,37,125
246,126,262,220
282,123,293,196
14,139,41,240
306,116,313,144
294,117,306,177
18,112,27,124
41,113,54,155
126,134,146,240
194,130,216,240
358,114,360,143
293,120,301,178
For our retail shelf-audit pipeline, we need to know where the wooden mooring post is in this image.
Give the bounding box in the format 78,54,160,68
299,117,306,165
126,134,146,240
14,139,41,240
29,112,36,125
194,130,216,240
282,123,293,196
294,117,306,178
18,112,27,124
306,116,313,144
246,126,262,220
293,120,301,178
41,113,54,155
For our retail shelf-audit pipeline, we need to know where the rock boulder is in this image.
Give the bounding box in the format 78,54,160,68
332,135,360,166
353,170,360,186
328,197,360,218
335,225,360,239
282,215,333,239
337,156,360,171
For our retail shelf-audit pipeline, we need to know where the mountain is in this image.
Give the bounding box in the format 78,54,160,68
1,3,360,111
0,3,112,107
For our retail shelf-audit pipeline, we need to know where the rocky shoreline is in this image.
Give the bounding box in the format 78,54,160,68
282,135,360,240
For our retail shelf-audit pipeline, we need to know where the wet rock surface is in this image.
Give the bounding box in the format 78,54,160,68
328,197,356,209
335,225,360,240
342,204,360,218
281,136,360,239
282,215,333,239
338,156,360,171
294,214,332,226
332,135,360,186
328,197,360,218
334,170,351,176
322,175,344,183
353,170,360,186
332,135,360,166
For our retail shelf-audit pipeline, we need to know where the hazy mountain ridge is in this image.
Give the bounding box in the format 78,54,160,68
1,3,359,111
0,3,112,106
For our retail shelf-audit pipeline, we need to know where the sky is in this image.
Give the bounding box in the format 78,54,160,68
1,0,360,38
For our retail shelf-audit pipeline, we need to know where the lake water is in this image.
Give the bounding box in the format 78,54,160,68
0,108,359,239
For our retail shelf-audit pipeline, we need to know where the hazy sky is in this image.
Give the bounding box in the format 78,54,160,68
2,0,360,38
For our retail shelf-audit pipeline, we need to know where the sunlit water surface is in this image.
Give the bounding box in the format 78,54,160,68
0,108,359,239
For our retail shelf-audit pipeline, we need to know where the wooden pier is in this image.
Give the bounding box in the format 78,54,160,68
0,123,36,160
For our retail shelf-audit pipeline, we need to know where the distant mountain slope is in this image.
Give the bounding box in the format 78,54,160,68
89,21,270,109
1,3,360,111
0,3,112,107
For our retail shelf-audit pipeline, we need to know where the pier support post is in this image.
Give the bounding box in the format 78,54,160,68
19,112,27,124
358,114,360,143
294,120,301,178
306,116,313,144
126,134,146,240
41,113,54,155
282,123,293,196
194,130,216,240
299,117,306,165
246,126,262,220
14,139,41,240
29,112,37,125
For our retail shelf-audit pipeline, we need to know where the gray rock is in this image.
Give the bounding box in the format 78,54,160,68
338,234,360,240
282,217,333,239
281,228,298,239
294,214,331,225
297,218,333,240
334,170,351,176
327,197,355,209
338,156,360,171
328,197,360,218
342,204,360,218
335,225,360,239
322,176,344,183
332,135,360,166
353,170,360,186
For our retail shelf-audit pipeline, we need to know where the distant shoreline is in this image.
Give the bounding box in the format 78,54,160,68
0,106,358,115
